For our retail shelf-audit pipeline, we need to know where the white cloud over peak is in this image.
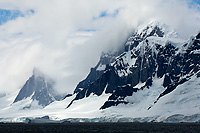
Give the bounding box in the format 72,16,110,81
0,0,199,94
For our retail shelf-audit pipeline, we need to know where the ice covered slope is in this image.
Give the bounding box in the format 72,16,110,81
13,69,64,108
103,73,200,123
67,21,200,114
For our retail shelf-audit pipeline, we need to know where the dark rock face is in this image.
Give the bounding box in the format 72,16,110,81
73,52,119,94
67,22,200,110
13,69,63,108
100,85,138,109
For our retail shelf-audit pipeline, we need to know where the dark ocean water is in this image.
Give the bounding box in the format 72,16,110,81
0,122,200,133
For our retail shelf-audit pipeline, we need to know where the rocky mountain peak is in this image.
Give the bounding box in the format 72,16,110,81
13,69,64,109
73,21,176,95
66,23,200,111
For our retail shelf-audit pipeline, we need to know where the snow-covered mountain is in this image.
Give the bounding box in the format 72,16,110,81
13,69,64,109
62,21,200,121
67,21,184,109
1,21,200,123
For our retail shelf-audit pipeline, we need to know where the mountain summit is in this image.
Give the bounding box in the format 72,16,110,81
13,68,63,109
74,21,178,94
66,21,200,114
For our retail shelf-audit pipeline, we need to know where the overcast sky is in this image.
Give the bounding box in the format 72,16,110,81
0,0,199,94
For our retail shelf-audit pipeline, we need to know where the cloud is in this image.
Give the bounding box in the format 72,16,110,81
0,0,199,94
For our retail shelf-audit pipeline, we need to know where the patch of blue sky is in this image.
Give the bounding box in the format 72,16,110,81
192,0,200,5
79,9,119,33
0,9,34,25
188,0,200,9
29,9,35,14
93,9,119,20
